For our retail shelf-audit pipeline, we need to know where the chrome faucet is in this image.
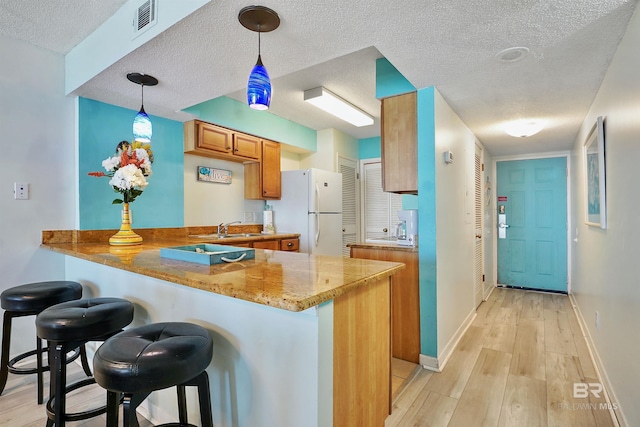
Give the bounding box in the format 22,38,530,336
218,221,241,235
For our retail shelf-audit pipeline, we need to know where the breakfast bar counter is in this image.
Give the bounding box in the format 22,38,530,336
40,228,404,427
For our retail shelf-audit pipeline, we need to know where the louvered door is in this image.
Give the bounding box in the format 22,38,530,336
339,157,358,257
363,161,403,241
474,143,484,307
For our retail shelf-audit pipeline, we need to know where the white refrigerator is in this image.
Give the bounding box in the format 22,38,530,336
270,168,343,256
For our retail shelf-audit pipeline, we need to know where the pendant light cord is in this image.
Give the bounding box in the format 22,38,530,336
140,83,145,109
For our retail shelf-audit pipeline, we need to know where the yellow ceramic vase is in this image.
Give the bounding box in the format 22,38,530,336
109,203,143,246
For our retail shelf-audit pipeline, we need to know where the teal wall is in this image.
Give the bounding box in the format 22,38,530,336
416,87,437,357
79,98,184,229
359,136,381,159
376,58,437,357
376,58,415,99
183,96,317,151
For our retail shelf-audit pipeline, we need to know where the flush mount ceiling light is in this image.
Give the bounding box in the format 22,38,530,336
127,72,158,143
303,87,374,127
238,5,280,110
503,119,544,138
495,46,530,63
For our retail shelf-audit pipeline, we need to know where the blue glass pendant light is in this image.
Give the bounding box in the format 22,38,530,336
127,73,158,142
238,6,280,111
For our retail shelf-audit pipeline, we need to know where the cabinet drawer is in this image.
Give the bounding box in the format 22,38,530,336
280,238,299,252
253,240,280,250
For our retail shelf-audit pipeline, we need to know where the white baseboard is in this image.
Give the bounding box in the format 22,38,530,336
569,294,627,427
420,309,477,373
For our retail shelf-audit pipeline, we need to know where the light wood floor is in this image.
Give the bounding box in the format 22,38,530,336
388,287,617,427
0,359,153,426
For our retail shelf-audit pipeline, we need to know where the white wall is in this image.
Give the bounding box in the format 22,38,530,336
183,154,265,225
570,7,640,426
433,90,477,358
300,128,358,172
0,35,76,353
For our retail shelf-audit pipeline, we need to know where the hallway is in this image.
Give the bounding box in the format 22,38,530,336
388,287,616,427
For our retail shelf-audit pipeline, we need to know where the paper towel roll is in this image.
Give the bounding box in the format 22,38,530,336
263,210,275,234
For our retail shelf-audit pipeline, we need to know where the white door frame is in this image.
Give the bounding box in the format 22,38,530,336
491,151,572,293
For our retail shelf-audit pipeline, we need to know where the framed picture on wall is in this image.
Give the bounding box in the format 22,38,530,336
583,116,606,229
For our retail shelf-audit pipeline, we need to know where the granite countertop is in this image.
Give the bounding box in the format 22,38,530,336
41,229,404,312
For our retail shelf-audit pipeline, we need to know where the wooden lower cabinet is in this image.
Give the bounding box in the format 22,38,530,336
252,240,279,250
333,276,391,426
350,247,420,363
279,238,299,252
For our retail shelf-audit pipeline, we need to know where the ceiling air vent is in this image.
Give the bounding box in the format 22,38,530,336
133,0,158,39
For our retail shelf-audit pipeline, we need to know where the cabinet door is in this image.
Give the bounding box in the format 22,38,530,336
233,133,260,160
253,240,279,250
197,122,232,153
261,140,281,199
381,92,417,194
350,247,420,363
280,238,299,252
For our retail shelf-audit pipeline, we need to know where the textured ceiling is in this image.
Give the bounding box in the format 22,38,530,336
1,0,637,156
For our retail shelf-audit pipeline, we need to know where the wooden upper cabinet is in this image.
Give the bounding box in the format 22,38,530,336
261,140,281,199
381,92,418,194
197,122,232,153
244,139,281,200
184,120,260,162
233,133,260,160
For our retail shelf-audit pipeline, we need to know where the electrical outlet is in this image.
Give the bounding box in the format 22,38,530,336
14,182,29,200
595,311,600,329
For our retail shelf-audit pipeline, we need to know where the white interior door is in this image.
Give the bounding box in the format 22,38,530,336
339,156,358,257
362,161,403,240
474,143,484,308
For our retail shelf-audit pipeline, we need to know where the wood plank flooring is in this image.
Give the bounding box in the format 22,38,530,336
0,287,616,427
388,287,617,427
0,359,153,426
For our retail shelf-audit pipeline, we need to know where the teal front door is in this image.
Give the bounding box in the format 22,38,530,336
496,158,567,292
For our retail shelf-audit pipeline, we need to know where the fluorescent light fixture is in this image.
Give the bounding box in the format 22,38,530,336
304,87,374,127
503,119,544,138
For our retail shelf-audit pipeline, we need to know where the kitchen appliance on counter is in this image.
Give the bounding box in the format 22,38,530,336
270,168,342,256
396,209,418,247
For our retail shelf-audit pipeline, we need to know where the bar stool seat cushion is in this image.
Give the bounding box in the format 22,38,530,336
36,298,134,343
1,281,83,314
94,322,213,394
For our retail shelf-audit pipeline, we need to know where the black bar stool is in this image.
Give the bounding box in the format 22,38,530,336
93,322,214,427
0,280,84,403
36,297,135,427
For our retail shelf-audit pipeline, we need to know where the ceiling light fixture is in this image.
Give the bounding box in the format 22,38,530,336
303,87,374,127
495,47,530,63
503,119,544,138
127,72,158,143
238,5,280,111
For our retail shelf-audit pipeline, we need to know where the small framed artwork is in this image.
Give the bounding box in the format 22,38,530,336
197,166,232,184
583,116,606,229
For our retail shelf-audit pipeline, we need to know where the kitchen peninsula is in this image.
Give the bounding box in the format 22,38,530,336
41,228,404,427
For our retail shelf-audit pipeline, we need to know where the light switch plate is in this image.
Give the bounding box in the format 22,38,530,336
14,182,29,200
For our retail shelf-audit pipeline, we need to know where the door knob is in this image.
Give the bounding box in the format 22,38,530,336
498,222,510,229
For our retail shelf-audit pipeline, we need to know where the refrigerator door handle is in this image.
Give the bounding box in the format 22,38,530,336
315,182,320,213
315,213,320,247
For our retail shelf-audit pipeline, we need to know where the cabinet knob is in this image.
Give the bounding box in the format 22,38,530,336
287,242,293,247
383,228,388,233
